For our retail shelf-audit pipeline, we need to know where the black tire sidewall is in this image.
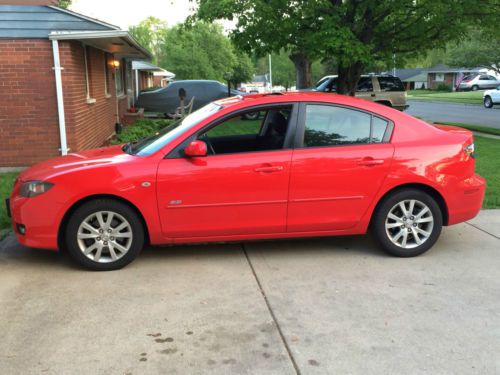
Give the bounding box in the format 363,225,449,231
371,189,443,257
65,199,144,271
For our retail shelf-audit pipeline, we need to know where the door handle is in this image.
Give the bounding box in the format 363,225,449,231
254,166,284,173
358,158,384,166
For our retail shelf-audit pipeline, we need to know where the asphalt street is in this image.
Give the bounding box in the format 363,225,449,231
407,100,500,128
1,211,499,374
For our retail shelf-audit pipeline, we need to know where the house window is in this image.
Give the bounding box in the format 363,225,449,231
104,53,110,97
115,59,124,96
435,73,445,82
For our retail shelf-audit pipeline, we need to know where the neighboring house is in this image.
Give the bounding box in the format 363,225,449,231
242,74,271,93
426,64,498,90
393,68,428,90
0,1,151,167
132,61,175,100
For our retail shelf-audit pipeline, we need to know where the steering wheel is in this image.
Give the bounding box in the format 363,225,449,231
200,134,216,155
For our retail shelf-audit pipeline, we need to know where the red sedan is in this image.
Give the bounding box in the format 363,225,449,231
7,93,485,270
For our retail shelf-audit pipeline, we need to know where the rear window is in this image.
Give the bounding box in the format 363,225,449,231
378,77,405,92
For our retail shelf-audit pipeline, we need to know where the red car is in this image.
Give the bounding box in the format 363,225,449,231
7,93,485,270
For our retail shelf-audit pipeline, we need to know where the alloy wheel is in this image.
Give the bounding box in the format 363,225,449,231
384,199,434,249
77,211,133,263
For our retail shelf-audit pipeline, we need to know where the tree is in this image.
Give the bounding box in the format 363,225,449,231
193,0,499,94
159,22,236,82
57,0,71,8
446,29,500,75
229,50,254,88
129,17,168,65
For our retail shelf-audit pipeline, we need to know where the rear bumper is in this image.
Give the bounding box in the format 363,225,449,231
446,174,486,225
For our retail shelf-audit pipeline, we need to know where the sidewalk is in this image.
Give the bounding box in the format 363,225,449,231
0,210,499,374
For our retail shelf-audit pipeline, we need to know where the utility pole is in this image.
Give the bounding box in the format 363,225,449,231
268,54,272,92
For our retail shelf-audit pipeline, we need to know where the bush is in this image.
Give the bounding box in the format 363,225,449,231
111,119,174,145
435,83,453,92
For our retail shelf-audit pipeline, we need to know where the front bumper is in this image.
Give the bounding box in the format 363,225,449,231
9,193,64,250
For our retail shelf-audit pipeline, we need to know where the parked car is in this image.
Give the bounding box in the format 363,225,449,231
312,75,408,111
137,80,241,116
7,92,485,270
483,85,500,108
458,74,500,91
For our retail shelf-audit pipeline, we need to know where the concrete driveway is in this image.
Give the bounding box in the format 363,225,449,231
1,211,499,375
407,100,500,128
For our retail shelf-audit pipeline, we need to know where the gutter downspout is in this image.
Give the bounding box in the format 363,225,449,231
135,69,139,102
51,39,69,156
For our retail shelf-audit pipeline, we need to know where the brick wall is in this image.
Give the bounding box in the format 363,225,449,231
0,39,60,167
0,39,133,167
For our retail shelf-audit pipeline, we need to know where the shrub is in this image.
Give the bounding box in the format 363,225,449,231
111,119,174,145
435,83,453,92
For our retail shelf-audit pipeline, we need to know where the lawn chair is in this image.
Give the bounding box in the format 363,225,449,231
169,96,195,119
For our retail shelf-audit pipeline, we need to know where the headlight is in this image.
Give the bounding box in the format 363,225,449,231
20,181,54,198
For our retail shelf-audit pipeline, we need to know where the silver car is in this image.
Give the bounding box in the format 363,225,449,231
459,74,500,91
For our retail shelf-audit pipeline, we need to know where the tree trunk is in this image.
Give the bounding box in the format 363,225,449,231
290,53,312,89
337,61,364,96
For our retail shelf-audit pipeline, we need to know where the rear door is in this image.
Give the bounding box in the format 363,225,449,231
287,103,395,232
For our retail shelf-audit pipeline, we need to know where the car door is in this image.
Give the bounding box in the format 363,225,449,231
287,103,395,232
493,86,500,102
156,104,298,239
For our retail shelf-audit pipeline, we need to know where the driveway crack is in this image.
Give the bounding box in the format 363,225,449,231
242,243,301,375
465,222,500,240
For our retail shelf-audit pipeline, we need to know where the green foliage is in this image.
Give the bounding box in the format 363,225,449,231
407,90,483,105
129,17,168,65
435,83,453,92
193,0,499,92
446,29,500,75
111,119,174,145
474,136,500,208
0,172,17,230
57,0,71,8
228,50,254,87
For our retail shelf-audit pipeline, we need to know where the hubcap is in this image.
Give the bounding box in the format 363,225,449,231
77,211,133,263
385,199,434,249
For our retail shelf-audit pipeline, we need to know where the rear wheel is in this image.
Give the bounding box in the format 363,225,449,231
484,96,493,108
65,199,144,271
471,85,479,91
371,189,442,257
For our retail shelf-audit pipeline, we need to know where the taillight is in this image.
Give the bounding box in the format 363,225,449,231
464,143,475,158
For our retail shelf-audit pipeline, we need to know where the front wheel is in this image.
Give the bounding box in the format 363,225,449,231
65,199,144,271
371,189,442,257
484,96,493,108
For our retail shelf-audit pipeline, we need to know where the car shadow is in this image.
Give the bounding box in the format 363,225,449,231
0,232,405,271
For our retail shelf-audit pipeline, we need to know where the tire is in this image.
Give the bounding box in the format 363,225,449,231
484,96,493,108
371,189,442,257
471,85,479,91
65,199,144,271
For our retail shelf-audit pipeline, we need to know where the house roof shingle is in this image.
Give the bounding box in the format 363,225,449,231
0,5,118,38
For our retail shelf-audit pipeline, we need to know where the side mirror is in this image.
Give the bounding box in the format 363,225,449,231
184,140,207,157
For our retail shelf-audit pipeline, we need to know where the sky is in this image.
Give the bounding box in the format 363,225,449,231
70,0,196,30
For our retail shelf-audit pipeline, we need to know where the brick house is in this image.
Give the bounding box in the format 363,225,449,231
0,1,151,167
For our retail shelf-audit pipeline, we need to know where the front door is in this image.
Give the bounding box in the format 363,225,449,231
287,104,395,232
157,105,297,238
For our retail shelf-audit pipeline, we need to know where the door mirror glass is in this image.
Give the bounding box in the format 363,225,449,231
184,140,207,157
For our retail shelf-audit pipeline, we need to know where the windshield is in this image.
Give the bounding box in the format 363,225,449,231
314,77,332,89
127,102,222,156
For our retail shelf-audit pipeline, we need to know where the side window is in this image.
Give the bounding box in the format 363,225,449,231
356,77,373,92
378,77,405,92
479,75,489,80
372,117,389,143
199,106,293,155
326,78,338,92
488,75,497,80
303,105,389,147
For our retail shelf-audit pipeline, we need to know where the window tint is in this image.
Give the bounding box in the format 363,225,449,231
372,117,389,143
356,77,373,92
206,113,262,137
378,77,405,91
479,75,489,80
303,105,389,147
304,105,371,147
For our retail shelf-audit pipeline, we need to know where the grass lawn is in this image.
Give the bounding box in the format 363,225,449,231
0,172,17,231
433,122,500,137
474,136,500,208
407,90,483,105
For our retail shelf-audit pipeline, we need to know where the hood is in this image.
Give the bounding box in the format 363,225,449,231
19,145,131,182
